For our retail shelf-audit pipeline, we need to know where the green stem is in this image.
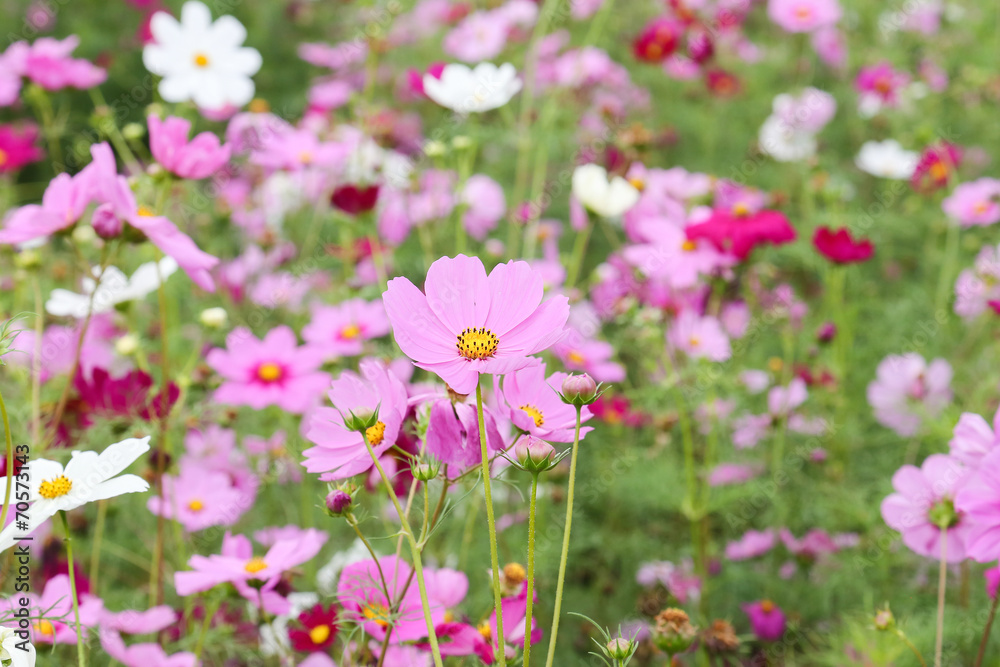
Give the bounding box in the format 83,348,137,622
935,222,960,316
974,591,1000,667
565,218,594,288
193,597,221,662
523,474,539,667
934,532,948,667
476,381,507,667
896,631,928,667
544,407,582,667
89,500,108,597
60,511,87,667
0,388,13,533
361,430,444,667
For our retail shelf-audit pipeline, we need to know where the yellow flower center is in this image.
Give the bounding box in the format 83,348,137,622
520,405,545,428
193,52,210,68
340,323,362,340
299,151,313,165
39,475,73,499
689,336,701,348
794,5,812,19
137,206,156,217
309,624,331,644
930,161,949,181
681,239,698,252
366,421,387,446
187,499,204,512
627,177,645,192
974,201,990,215
244,557,268,574
257,362,283,383
249,98,270,113
503,562,527,586
732,203,750,217
363,603,391,628
567,350,586,365
34,620,55,636
0,148,7,166
760,599,775,613
456,327,499,360
478,621,492,641
646,42,663,59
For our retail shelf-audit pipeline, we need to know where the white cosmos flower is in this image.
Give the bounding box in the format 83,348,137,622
572,164,640,218
0,626,34,667
423,62,522,113
46,257,178,319
143,1,262,110
855,139,919,179
0,437,151,553
758,114,817,163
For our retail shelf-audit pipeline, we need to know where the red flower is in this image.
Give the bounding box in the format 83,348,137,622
705,69,741,97
71,367,179,428
911,142,961,193
633,18,681,63
331,184,380,215
0,124,44,173
812,226,874,264
685,206,796,260
288,603,338,653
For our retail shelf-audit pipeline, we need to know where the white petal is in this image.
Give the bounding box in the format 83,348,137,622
158,74,197,103
181,1,213,32
85,475,151,502
209,15,247,48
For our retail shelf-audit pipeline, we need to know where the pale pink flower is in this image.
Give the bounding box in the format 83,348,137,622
148,114,231,179
867,353,952,437
667,310,731,362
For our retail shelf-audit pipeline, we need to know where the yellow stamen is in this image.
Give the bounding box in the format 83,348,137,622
249,98,270,113
137,206,156,217
0,148,7,166
363,603,391,628
34,620,54,636
257,362,283,383
760,599,775,613
193,52,210,68
930,161,949,181
244,557,268,574
732,202,750,217
628,177,645,191
39,475,73,499
340,323,362,340
681,239,698,252
567,350,586,365
365,421,386,446
187,499,204,512
456,327,499,361
478,621,493,641
299,151,313,165
688,336,700,348
520,405,545,428
309,624,331,644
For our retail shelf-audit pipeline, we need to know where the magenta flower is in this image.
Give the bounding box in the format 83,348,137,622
206,326,330,414
742,600,786,641
302,298,391,359
147,463,250,532
22,35,106,90
0,170,91,244
867,353,952,436
148,114,231,180
955,449,1000,562
0,123,43,173
881,454,971,562
495,362,593,442
337,556,446,642
382,255,570,395
942,178,1000,227
481,583,542,658
302,358,408,480
667,310,731,362
251,128,347,171
424,398,506,473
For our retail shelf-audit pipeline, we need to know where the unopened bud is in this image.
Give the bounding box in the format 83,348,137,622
451,135,472,150
91,203,123,239
412,460,440,482
561,373,599,406
424,140,446,157
605,637,636,660
513,435,556,474
122,122,146,141
14,250,41,270
325,489,353,517
344,408,380,434
199,307,228,329
115,334,139,356
873,607,895,631
653,608,697,656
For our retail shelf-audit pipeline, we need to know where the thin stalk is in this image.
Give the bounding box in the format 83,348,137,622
476,381,507,667
974,591,1000,667
31,276,43,446
544,407,583,667
0,388,13,532
89,500,108,596
361,429,444,667
523,474,539,667
565,218,594,288
935,222,960,316
60,511,87,667
934,534,948,667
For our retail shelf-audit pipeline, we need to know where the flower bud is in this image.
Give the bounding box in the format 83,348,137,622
873,607,895,631
412,460,440,482
424,140,447,157
513,435,556,474
344,408,380,434
91,203,124,239
122,122,146,141
560,373,599,406
451,135,472,150
653,608,697,656
13,250,41,270
199,307,228,329
605,637,637,660
71,224,97,245
325,489,353,517
816,321,836,344
115,333,139,356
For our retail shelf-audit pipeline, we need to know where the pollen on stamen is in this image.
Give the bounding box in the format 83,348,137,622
520,404,545,428
456,327,499,361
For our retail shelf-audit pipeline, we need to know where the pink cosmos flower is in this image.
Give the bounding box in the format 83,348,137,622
302,358,408,480
495,361,593,442
0,169,91,245
462,174,507,241
337,556,447,642
206,326,330,414
709,463,763,487
881,454,971,562
955,448,1000,562
855,62,910,114
0,124,43,173
251,128,347,171
768,0,841,32
685,206,796,260
949,405,1000,467
725,529,776,561
811,26,846,68
0,575,103,644
174,529,327,605
768,378,808,416
425,398,506,473
22,35,106,90
635,560,701,604
382,255,569,395
147,463,250,531
443,11,510,62
99,606,177,634
0,42,28,106
302,298,391,359
85,143,220,290
623,219,732,289
667,310,731,362
148,114,231,180
100,631,197,667
552,328,625,383
742,600,786,641
481,583,542,659
867,353,952,437
942,178,1000,227
955,243,1000,320
779,528,844,561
